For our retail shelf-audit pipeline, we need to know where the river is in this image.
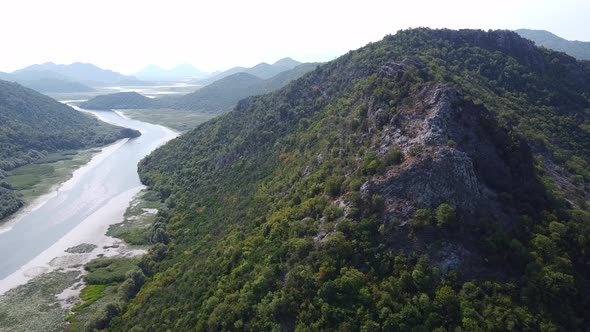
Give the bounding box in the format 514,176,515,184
0,107,177,294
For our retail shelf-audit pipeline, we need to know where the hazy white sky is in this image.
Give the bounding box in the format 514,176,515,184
1,0,588,74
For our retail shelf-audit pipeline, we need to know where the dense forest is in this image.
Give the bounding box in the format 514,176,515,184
0,80,140,220
92,28,590,331
79,92,159,110
80,63,319,114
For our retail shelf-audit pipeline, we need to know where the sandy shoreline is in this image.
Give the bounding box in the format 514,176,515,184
0,186,145,293
0,139,127,236
0,107,178,332
0,150,139,295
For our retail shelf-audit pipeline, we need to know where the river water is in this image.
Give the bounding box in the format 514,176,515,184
0,107,177,293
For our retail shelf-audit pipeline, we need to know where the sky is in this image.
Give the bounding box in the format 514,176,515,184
0,0,588,74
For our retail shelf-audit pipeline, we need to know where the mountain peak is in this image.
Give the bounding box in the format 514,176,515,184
12,62,135,84
273,57,301,68
116,28,590,331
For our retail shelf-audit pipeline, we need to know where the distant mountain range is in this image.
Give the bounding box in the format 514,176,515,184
515,29,590,60
0,62,151,94
172,62,318,112
0,69,95,93
196,57,302,85
13,62,142,86
80,63,319,113
134,64,208,81
1,58,305,95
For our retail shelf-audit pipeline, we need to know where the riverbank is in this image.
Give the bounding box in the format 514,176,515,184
0,189,159,332
0,149,100,224
120,108,215,132
0,139,128,238
0,107,178,331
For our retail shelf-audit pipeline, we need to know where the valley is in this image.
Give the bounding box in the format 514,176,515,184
0,5,589,329
0,107,176,283
0,102,177,331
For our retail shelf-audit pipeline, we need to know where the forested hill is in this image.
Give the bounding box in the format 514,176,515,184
80,92,159,110
168,72,265,112
0,70,95,94
174,63,319,113
196,57,302,85
0,80,140,219
80,63,320,113
516,29,590,60
108,29,590,331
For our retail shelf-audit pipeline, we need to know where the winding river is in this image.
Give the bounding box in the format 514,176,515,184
0,107,177,293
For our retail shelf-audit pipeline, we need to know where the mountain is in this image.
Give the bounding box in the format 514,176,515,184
197,57,302,85
134,64,208,81
168,72,264,112
13,62,141,85
516,29,590,60
0,79,140,220
80,63,319,113
0,70,95,93
103,29,590,331
245,57,301,79
272,57,303,70
13,78,94,93
7,69,70,81
80,92,158,110
259,62,320,89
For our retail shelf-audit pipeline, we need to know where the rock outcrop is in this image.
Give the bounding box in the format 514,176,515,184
364,84,538,220
359,84,543,277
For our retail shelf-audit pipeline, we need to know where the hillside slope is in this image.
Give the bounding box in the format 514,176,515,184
0,80,140,219
80,92,159,110
516,29,590,60
107,29,590,331
80,63,320,113
196,57,302,85
0,70,95,93
15,78,95,93
169,72,265,112
172,63,319,112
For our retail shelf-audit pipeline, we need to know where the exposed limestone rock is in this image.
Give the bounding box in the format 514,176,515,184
355,83,541,277
362,148,481,218
364,84,538,221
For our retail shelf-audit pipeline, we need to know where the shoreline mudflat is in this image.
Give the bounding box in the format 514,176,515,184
0,107,177,295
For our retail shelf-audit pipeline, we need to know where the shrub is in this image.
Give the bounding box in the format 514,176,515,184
386,148,404,166
362,151,385,175
410,209,433,228
325,176,344,197
84,303,120,331
436,203,457,228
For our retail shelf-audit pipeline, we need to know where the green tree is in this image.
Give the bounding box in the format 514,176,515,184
436,203,457,228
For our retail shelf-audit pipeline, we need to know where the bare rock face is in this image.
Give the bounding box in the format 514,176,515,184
363,148,481,219
380,85,464,152
359,84,540,277
365,85,502,216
